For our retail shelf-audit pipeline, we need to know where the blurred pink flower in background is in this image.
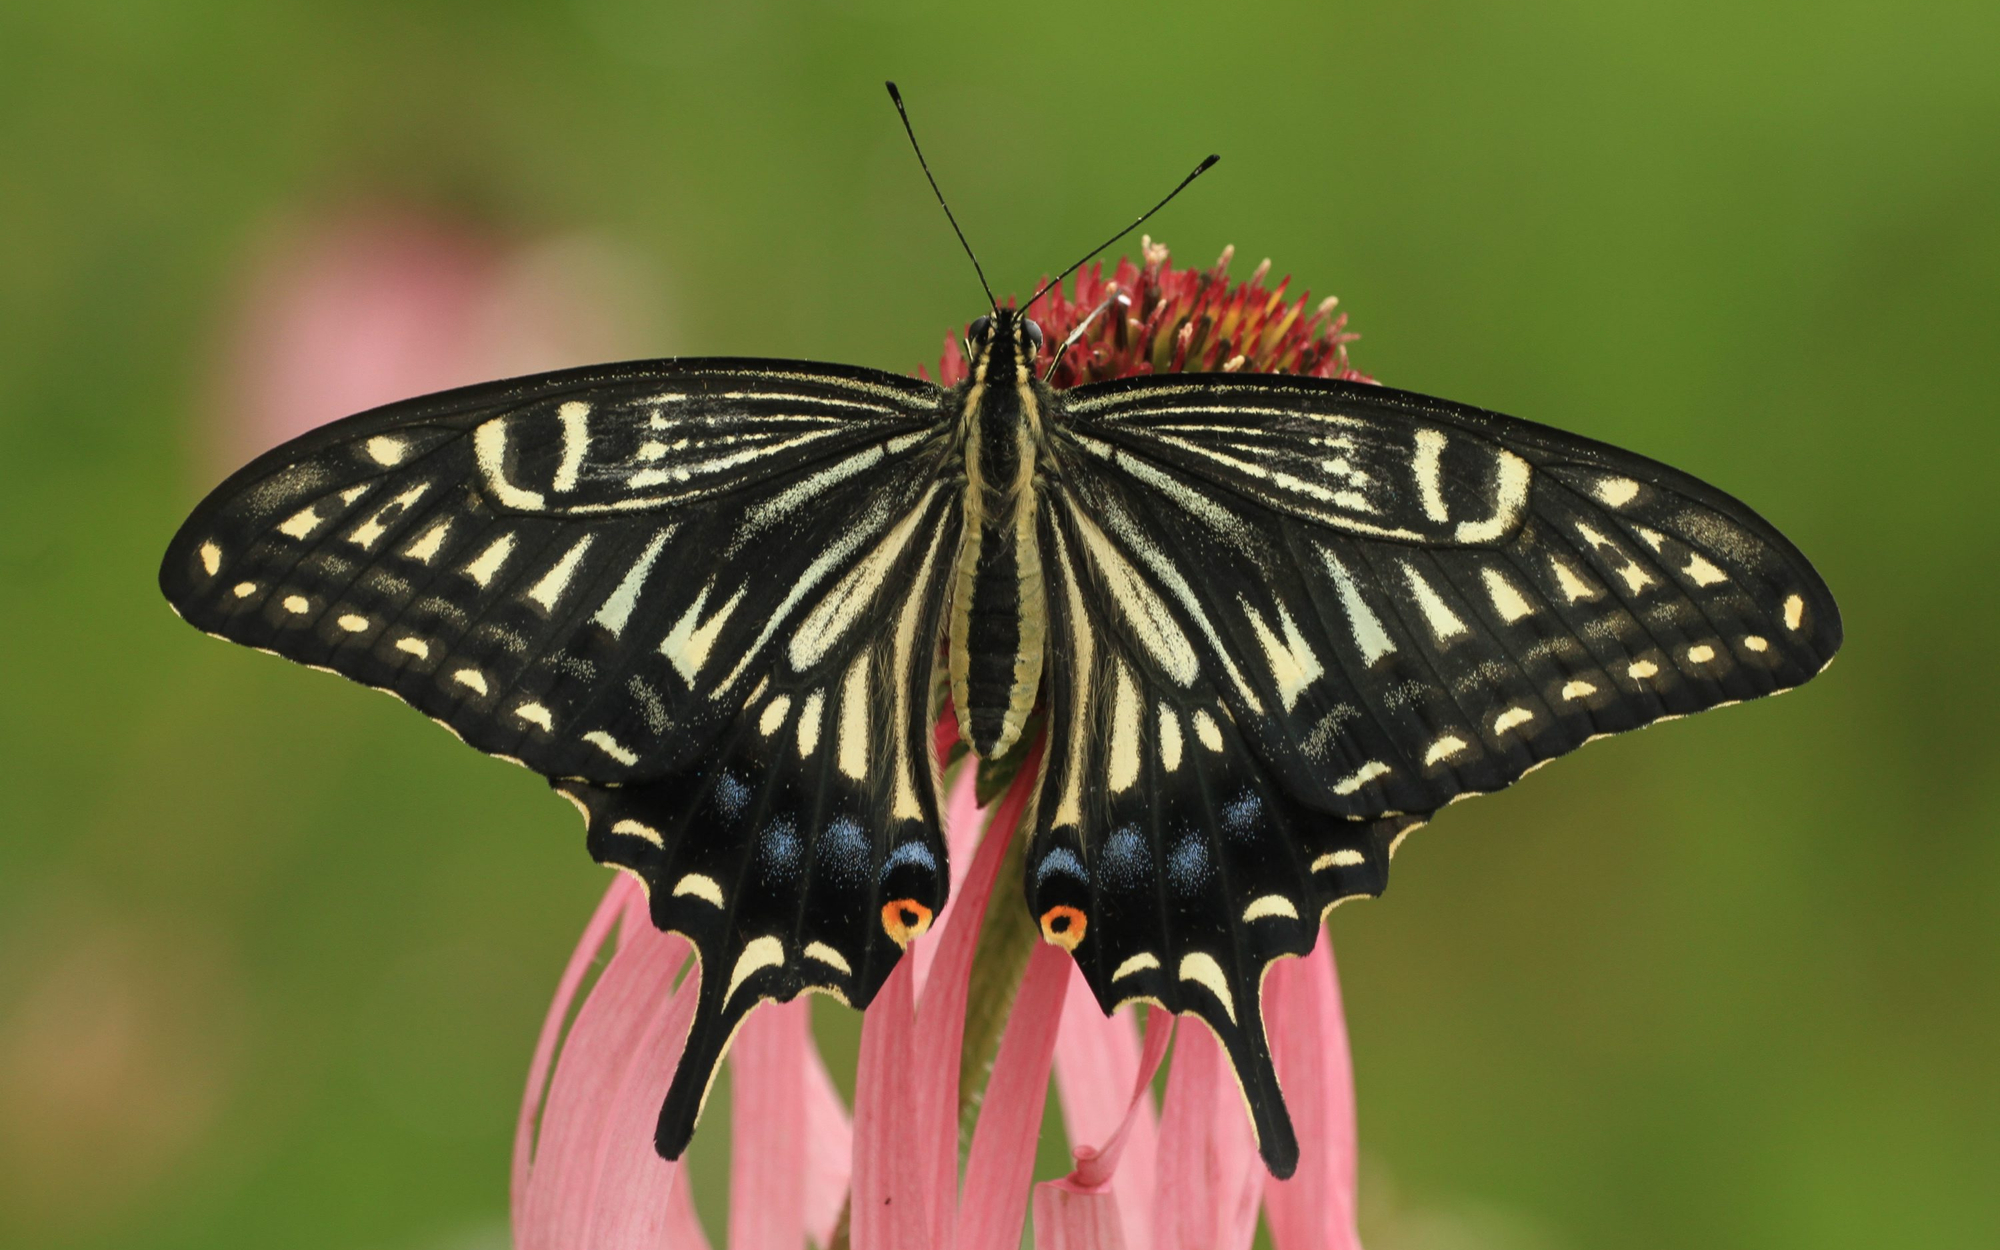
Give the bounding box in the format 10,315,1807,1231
217,209,660,463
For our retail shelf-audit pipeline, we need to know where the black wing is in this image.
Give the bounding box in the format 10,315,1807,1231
161,356,963,1156
1031,371,1839,1176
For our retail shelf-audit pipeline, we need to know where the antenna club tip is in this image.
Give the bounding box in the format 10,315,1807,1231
1199,154,1221,170
886,81,903,103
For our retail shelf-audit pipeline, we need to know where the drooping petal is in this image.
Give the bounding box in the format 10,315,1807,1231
1070,1005,1173,1193
803,1039,853,1249
513,874,640,1223
1034,1004,1174,1250
913,740,1048,1245
1153,1023,1263,1250
728,999,809,1250
1051,971,1140,1160
1051,974,1163,1249
517,879,710,1250
1261,936,1361,1250
956,942,1071,1250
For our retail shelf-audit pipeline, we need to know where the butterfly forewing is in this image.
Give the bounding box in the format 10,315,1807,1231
1055,372,1840,813
162,359,951,780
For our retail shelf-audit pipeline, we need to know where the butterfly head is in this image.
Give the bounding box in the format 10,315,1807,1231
965,308,1045,380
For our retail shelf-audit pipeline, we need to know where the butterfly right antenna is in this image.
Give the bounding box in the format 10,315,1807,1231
1025,154,1220,315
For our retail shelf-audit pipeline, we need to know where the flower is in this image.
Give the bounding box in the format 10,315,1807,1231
217,209,656,466
926,237,1370,389
515,243,1370,1250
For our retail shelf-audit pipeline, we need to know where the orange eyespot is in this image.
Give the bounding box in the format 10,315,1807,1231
1039,905,1088,951
881,899,934,948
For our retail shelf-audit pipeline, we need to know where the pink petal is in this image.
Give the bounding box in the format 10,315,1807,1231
226,215,498,458
848,959,921,1250
221,213,649,465
851,739,1045,1250
728,999,809,1250
912,740,1047,1244
513,875,642,1219
1033,1005,1173,1250
956,942,1072,1250
1153,1023,1263,1250
517,880,711,1249
1032,1184,1128,1250
1260,936,1361,1250
1052,974,1164,1250
1069,1005,1173,1193
1052,969,1140,1152
803,1040,853,1248
914,763,982,998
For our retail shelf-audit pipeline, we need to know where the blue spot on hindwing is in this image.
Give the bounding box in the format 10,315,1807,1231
758,815,801,883
1100,824,1150,892
1220,791,1263,842
818,814,869,887
879,839,938,883
1167,829,1213,894
1034,846,1087,886
715,771,751,819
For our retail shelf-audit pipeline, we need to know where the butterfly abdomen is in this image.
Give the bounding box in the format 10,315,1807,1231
948,321,1048,759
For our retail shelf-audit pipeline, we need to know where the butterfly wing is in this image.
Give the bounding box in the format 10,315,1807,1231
1034,372,1840,1176
161,357,963,1155
1032,486,1423,1177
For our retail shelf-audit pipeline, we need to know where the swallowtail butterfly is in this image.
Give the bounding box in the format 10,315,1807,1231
159,103,1840,1179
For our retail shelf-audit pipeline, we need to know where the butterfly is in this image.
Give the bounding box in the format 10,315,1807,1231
158,295,1840,1177
158,85,1840,1183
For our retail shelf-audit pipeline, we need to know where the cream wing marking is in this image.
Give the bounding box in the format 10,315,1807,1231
661,580,748,685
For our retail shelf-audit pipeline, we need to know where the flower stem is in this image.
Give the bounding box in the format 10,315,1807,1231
955,802,1038,1149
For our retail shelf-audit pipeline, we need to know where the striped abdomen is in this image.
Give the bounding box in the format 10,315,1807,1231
949,366,1047,760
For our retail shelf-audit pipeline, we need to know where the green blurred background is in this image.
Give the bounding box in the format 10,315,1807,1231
3,2,1996,1247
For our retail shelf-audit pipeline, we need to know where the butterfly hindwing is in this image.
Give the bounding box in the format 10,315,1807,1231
557,480,962,1156
1032,484,1424,1176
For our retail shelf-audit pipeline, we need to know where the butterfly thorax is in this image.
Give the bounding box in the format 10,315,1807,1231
949,310,1052,760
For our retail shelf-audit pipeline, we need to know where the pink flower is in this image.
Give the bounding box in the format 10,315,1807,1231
926,238,1370,389
515,242,1372,1248
217,209,655,465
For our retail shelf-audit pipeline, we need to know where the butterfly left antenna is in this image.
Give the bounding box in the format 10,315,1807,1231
886,82,998,313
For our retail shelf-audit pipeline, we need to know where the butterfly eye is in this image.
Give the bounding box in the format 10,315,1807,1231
969,315,992,341
1023,319,1045,353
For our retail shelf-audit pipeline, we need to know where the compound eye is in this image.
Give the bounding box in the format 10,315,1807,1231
969,315,992,341
1023,319,1045,352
